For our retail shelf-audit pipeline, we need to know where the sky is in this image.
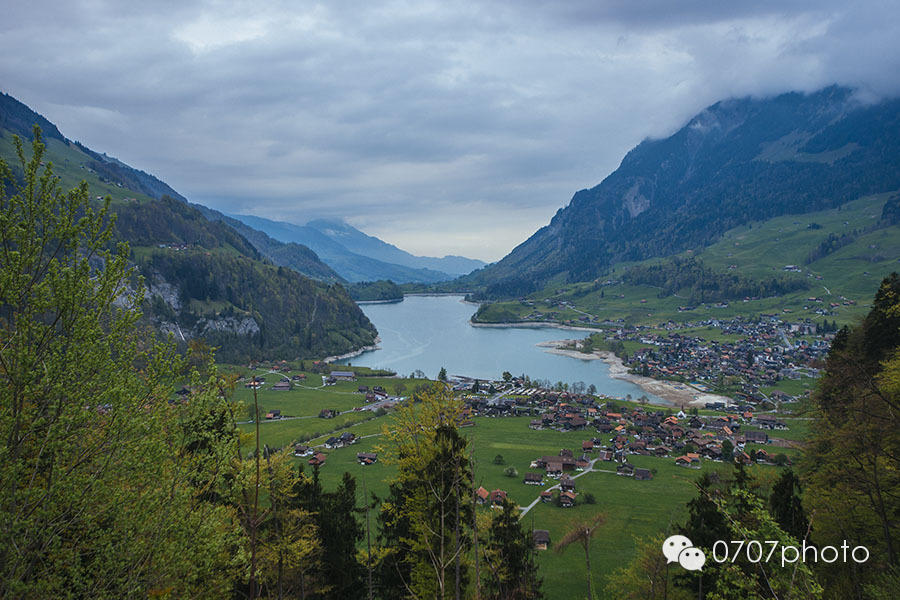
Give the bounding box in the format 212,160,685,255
2,1,899,262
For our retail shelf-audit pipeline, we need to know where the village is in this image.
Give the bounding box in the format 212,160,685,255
556,314,831,406
235,362,797,538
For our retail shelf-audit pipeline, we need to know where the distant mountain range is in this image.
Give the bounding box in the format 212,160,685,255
228,214,485,283
466,86,900,298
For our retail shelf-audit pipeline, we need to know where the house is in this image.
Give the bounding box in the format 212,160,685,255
330,371,356,381
533,529,551,551
245,377,264,389
540,490,553,503
546,462,563,478
272,380,291,391
265,409,282,420
634,468,653,480
324,437,341,449
675,455,701,469
293,444,312,457
744,430,769,444
339,431,356,445
582,440,594,452
358,385,370,393
357,452,378,465
319,409,337,419
475,487,490,505
308,452,326,467
559,491,576,507
523,472,543,485
490,489,508,507
291,374,306,381
616,462,635,476
560,475,575,493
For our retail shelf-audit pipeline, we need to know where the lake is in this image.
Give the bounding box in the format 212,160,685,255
337,295,660,401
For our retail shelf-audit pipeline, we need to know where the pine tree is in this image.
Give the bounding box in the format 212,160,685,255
481,499,543,599
375,383,473,599
769,469,809,542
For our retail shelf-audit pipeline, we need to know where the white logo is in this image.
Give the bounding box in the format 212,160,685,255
663,535,706,571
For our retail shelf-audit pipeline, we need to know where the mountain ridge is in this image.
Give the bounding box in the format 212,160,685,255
230,213,469,283
0,91,377,362
465,85,900,298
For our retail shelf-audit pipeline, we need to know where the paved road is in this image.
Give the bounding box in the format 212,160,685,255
518,458,602,517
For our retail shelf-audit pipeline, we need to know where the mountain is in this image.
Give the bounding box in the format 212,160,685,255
193,204,344,283
1,91,376,362
230,213,462,283
468,86,900,298
1,92,188,203
306,218,485,275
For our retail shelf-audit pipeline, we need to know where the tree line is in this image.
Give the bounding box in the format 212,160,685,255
621,256,809,304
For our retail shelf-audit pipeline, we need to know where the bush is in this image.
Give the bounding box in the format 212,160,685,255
493,454,505,465
503,466,518,478
584,493,596,504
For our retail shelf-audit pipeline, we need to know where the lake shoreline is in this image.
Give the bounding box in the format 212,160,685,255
470,320,606,333
323,336,382,363
537,340,732,408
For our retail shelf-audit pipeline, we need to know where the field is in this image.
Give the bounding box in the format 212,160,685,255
234,371,796,599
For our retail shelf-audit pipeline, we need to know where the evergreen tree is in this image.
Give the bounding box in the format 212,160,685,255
769,469,809,542
481,499,543,600
375,384,473,599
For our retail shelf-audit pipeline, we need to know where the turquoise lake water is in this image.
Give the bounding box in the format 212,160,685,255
337,295,660,401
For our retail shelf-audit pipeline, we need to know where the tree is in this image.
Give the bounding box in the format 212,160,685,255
0,128,239,597
503,466,518,478
494,454,506,465
376,384,473,599
803,274,900,598
769,468,809,542
258,455,325,599
606,534,692,600
438,366,448,382
721,438,734,461
554,513,606,600
481,499,543,599
502,371,513,382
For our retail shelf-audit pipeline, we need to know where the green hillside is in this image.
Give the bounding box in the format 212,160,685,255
475,191,900,328
465,87,900,298
1,104,377,363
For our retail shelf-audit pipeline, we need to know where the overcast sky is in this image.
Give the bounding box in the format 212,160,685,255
2,1,899,261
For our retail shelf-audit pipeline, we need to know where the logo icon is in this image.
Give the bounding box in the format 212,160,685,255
662,535,706,571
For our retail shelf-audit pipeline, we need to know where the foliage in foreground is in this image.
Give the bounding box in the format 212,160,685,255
0,128,241,598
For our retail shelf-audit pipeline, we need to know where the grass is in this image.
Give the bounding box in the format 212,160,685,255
0,133,156,205
268,409,797,600
477,192,900,334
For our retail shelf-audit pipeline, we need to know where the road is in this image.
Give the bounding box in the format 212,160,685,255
518,458,604,517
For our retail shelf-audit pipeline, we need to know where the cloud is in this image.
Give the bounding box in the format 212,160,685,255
1,0,898,261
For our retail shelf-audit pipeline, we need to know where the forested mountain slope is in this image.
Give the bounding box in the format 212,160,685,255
468,86,900,298
0,92,376,362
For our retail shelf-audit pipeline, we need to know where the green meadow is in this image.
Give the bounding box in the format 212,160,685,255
235,374,797,600
477,191,900,337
